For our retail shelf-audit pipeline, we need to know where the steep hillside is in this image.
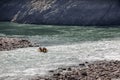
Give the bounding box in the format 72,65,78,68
0,0,120,26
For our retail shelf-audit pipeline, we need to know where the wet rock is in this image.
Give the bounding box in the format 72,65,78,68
67,67,72,71
85,61,89,64
53,73,61,77
61,68,66,71
79,63,85,67
49,70,54,73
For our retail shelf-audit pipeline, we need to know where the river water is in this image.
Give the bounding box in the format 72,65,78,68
0,22,120,80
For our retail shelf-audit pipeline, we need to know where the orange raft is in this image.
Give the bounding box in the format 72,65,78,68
38,47,48,53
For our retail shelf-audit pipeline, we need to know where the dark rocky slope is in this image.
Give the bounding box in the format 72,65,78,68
0,0,120,26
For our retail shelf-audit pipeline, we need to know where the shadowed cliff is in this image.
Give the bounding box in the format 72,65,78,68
0,0,120,26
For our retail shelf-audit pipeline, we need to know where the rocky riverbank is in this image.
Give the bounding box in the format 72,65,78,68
0,37,35,51
33,60,120,80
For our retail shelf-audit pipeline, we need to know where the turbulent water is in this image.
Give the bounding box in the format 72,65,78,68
0,22,120,80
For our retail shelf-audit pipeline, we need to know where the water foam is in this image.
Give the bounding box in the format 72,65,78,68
0,40,120,80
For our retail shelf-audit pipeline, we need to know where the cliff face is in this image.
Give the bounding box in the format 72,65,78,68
0,0,120,26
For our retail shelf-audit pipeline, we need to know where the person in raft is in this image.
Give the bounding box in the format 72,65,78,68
38,47,48,53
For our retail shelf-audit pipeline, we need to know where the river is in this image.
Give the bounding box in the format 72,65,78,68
0,22,120,80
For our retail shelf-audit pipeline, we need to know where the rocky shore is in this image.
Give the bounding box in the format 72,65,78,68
33,60,120,80
0,37,34,51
